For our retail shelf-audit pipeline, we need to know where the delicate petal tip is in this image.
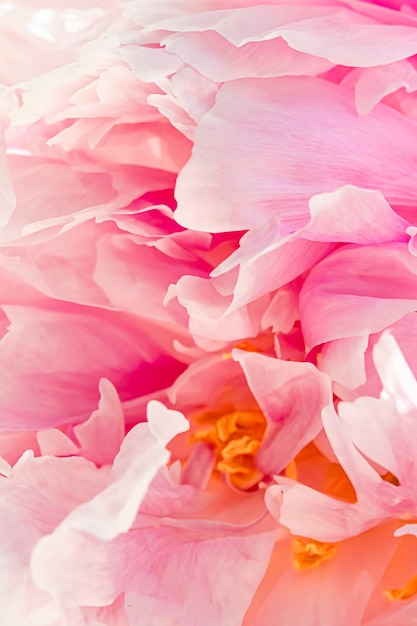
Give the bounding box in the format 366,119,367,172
394,524,417,538
146,400,190,445
373,331,417,412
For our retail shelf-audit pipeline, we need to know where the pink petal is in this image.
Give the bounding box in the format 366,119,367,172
351,60,417,115
2,155,116,243
123,529,274,626
234,350,331,475
319,336,369,388
169,273,270,348
0,129,16,230
212,227,333,312
93,229,209,328
37,379,125,467
169,351,257,413
43,402,189,542
0,452,106,624
373,330,417,412
277,335,417,543
0,304,185,429
339,312,417,400
31,413,274,625
1,219,113,306
145,4,417,69
0,431,39,467
267,12,417,67
163,30,332,82
305,186,408,244
0,4,108,86
211,185,406,314
300,242,417,348
245,524,398,626
175,77,417,232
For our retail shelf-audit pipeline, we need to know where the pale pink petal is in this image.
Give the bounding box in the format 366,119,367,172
32,520,274,625
234,350,331,476
268,12,417,67
120,43,183,83
278,336,417,542
300,242,417,349
142,4,417,75
31,409,274,625
335,397,416,492
319,336,369,388
40,402,189,541
373,330,417,411
330,335,417,494
5,155,176,244
175,77,417,232
163,30,332,82
211,185,405,314
394,523,417,539
0,4,113,86
211,227,333,312
123,529,274,626
351,60,417,115
82,120,191,173
28,406,189,612
147,65,219,140
169,273,271,348
139,4,326,32
0,452,107,625
305,186,409,244
0,129,16,230
339,312,417,400
144,4,417,69
267,480,369,542
319,401,408,522
261,282,300,334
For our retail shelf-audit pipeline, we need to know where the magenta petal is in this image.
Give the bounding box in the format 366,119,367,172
37,379,125,467
0,305,185,429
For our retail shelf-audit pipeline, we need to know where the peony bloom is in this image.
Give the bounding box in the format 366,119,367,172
2,0,417,624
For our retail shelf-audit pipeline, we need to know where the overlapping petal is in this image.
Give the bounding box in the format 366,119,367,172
1,0,417,623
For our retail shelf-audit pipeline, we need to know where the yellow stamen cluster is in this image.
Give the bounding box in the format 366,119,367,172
292,537,338,571
192,409,267,489
384,573,417,601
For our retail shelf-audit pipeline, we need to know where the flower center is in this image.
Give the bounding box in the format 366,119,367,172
384,573,417,601
292,538,338,571
191,409,267,489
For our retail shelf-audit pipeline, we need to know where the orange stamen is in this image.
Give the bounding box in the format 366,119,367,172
384,573,417,601
192,409,266,489
292,537,338,571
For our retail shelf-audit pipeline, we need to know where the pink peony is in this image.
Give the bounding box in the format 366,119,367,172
2,0,417,624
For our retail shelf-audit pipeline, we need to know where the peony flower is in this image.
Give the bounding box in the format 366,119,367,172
2,0,417,624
